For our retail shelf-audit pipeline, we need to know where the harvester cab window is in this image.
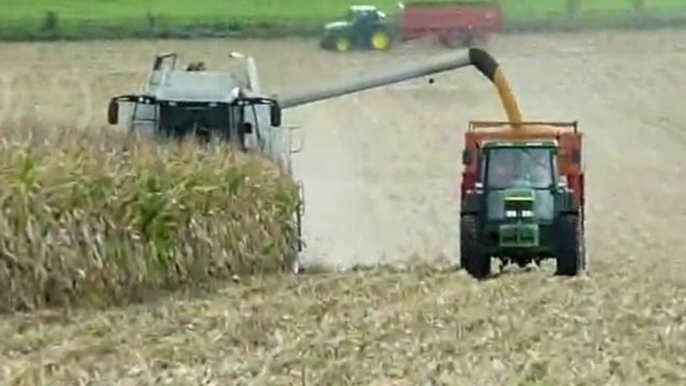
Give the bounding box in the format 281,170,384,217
485,147,555,190
158,103,231,142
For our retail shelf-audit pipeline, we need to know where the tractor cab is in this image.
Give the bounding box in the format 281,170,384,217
320,5,393,52
478,140,560,226
481,141,558,192
344,5,387,24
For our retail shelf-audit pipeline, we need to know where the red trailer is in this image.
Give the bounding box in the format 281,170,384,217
319,2,503,52
400,1,503,47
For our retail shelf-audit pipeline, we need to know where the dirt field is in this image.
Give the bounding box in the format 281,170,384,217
1,29,686,385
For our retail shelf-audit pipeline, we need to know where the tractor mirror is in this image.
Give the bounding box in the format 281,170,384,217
107,99,119,124
270,103,282,127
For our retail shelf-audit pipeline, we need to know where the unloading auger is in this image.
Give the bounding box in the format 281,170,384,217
276,48,524,127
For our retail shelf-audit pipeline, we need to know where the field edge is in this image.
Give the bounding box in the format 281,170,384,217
2,12,686,42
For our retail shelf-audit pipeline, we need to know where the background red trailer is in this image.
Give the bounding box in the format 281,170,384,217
400,1,503,47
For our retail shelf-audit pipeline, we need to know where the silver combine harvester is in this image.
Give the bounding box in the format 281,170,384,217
106,48,500,273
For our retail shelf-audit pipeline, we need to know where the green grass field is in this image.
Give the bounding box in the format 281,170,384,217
5,0,686,20
2,0,686,40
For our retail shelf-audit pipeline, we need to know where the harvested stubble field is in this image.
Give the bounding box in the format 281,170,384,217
1,29,686,385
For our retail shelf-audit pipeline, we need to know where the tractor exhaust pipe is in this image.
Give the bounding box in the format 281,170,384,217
276,47,523,125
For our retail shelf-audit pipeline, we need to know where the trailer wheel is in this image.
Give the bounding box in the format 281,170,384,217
370,30,392,51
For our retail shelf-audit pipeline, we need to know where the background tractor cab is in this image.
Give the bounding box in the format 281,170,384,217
319,5,393,52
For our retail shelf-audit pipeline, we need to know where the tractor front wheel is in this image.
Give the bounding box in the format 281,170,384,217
460,215,490,279
334,36,352,52
554,214,584,276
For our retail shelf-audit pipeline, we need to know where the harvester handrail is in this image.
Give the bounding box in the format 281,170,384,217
153,52,178,70
468,120,578,133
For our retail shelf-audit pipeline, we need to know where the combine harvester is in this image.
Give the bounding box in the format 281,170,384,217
105,47,585,279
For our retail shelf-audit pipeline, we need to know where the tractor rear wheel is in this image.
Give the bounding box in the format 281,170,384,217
370,29,392,51
554,214,583,276
460,215,490,279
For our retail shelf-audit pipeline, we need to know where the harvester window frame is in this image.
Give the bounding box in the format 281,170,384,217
108,94,158,126
245,104,263,149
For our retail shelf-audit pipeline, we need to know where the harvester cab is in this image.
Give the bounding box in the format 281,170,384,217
105,52,294,168
459,121,586,279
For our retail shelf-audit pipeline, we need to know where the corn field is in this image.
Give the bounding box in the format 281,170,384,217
0,123,299,312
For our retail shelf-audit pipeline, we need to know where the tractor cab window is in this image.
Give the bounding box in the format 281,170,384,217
485,147,555,190
346,9,360,21
347,8,380,23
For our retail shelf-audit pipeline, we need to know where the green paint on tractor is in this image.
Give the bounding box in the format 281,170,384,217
498,188,539,247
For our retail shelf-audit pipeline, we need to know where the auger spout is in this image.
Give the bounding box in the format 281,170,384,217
468,48,523,125
276,48,523,126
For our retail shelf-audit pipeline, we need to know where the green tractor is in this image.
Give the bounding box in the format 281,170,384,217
319,5,394,52
459,137,586,279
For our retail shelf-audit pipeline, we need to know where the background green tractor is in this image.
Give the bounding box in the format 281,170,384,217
459,139,586,279
319,5,395,52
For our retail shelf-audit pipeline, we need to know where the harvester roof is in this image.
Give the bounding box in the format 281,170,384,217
145,70,248,103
